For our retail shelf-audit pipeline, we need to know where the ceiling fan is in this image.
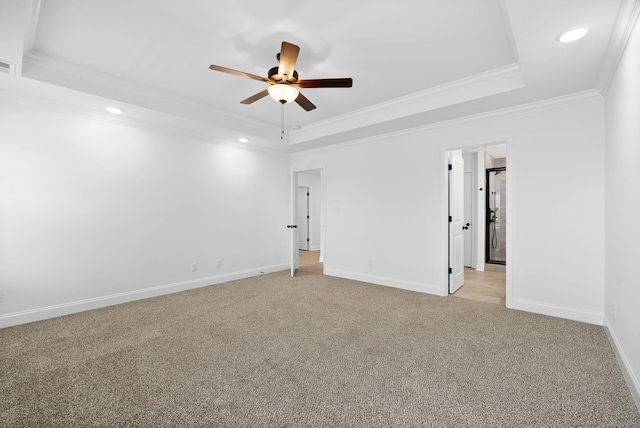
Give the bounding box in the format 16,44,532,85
208,41,353,111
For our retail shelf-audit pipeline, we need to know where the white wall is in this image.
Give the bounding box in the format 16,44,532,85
293,96,605,324
604,13,640,407
0,96,291,327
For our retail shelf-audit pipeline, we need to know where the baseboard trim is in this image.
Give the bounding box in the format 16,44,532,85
0,264,289,329
324,268,445,296
512,298,603,325
603,315,640,413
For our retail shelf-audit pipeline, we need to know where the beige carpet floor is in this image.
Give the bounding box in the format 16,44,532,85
1,270,639,427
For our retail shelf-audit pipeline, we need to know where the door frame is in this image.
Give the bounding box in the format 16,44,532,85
442,140,512,308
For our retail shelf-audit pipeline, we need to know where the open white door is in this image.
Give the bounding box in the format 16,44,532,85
289,169,299,277
449,150,464,293
463,172,473,267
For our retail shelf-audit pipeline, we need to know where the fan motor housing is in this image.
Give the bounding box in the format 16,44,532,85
268,66,298,83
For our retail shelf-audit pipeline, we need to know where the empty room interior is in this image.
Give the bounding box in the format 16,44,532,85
1,0,640,425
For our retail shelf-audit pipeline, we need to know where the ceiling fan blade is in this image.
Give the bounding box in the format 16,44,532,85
240,89,270,105
277,41,300,82
295,92,316,111
209,65,270,83
294,78,353,88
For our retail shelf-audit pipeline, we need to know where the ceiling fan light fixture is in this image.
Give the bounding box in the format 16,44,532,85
268,84,299,104
209,41,351,113
558,27,589,43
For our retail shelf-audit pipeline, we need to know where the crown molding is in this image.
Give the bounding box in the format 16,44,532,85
289,63,524,145
0,86,289,156
21,51,281,140
597,0,640,96
292,89,602,157
461,89,603,123
20,51,527,152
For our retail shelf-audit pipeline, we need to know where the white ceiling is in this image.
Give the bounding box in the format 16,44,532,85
0,0,628,152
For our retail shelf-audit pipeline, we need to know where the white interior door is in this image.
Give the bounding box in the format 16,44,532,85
290,169,299,277
297,187,309,250
449,150,464,293
463,172,473,267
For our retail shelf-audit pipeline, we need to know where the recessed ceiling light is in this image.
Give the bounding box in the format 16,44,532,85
238,137,249,143
558,28,589,43
106,106,123,114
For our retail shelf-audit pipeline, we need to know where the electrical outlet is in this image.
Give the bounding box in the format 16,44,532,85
368,259,374,268
0,288,3,302
216,259,222,269
191,263,198,272
613,302,617,320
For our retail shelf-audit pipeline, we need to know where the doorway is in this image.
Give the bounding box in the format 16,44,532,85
291,169,325,276
447,143,509,306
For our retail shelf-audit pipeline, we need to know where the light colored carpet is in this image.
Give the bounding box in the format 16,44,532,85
1,270,639,427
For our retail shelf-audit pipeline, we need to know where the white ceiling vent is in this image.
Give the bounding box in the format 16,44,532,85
0,60,16,75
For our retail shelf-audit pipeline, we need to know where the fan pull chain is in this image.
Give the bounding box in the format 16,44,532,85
281,103,285,140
